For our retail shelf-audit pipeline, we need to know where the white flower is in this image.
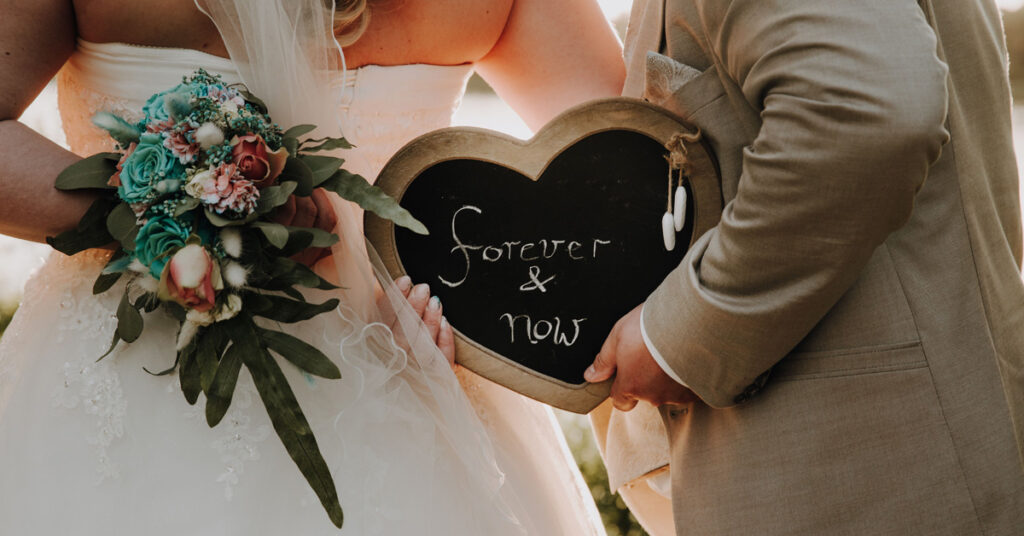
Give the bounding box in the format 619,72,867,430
220,228,243,258
195,122,225,149
185,168,216,200
219,101,240,118
222,261,248,288
214,294,243,322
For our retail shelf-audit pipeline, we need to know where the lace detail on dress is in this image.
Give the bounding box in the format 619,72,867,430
177,375,272,500
41,250,127,483
57,68,141,155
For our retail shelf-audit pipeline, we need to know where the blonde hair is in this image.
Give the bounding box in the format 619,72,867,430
334,0,370,46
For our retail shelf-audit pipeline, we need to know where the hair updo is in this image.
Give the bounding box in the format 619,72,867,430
334,0,370,46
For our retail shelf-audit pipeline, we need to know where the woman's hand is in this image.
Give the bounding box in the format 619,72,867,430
271,188,338,266
390,276,456,368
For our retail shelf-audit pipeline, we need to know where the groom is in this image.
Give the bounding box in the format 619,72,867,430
586,0,1024,534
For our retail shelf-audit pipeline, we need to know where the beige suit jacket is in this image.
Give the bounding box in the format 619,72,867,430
595,0,1024,533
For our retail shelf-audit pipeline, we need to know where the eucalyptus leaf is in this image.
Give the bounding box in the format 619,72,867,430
260,329,341,379
116,290,143,343
92,272,122,295
106,203,140,251
205,341,243,427
91,112,141,146
179,339,201,405
299,136,354,152
205,208,259,227
137,293,161,313
280,157,314,197
283,124,316,140
255,181,298,215
252,221,290,249
97,330,122,361
235,88,268,113
286,227,339,248
54,153,119,191
281,287,304,301
174,197,201,217
297,155,343,187
283,137,299,157
320,169,428,235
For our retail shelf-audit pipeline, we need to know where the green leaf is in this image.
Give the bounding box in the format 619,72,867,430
235,88,268,114
54,153,120,191
264,257,337,291
116,289,143,343
196,324,225,394
97,330,122,361
283,137,299,157
179,338,202,405
280,156,314,197
255,181,298,215
137,293,161,313
283,124,316,140
106,203,140,251
230,318,343,527
287,227,339,248
248,295,339,324
163,302,186,322
320,169,428,235
297,155,343,188
260,329,341,379
204,208,259,227
91,112,141,146
281,287,304,301
92,272,122,295
299,136,354,153
252,221,290,249
46,197,118,255
174,197,201,217
205,340,243,427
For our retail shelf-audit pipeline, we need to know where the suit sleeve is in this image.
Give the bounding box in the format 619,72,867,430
642,0,950,407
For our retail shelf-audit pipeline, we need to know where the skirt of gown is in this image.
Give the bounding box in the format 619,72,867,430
0,247,603,535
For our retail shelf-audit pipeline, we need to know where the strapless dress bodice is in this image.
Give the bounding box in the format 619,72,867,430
57,40,474,178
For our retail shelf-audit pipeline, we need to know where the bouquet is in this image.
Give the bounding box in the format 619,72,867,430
47,69,427,528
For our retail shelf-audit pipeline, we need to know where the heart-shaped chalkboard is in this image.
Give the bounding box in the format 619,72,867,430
366,98,721,413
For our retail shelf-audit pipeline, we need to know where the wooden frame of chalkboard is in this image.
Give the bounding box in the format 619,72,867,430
365,97,722,414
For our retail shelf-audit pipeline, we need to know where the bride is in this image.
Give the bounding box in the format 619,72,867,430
0,0,625,533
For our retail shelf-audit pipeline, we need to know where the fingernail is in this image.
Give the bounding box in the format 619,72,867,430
440,316,449,330
584,365,596,382
428,296,441,311
396,275,412,292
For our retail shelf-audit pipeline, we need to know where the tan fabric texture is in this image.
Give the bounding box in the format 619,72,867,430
596,0,1024,534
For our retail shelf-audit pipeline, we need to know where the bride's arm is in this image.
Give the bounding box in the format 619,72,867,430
0,0,88,244
474,0,626,131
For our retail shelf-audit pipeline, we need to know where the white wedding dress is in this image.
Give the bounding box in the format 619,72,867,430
0,40,604,535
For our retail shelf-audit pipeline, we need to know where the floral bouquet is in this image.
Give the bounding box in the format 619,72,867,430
47,69,426,528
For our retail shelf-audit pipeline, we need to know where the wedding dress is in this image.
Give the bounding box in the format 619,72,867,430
0,37,604,535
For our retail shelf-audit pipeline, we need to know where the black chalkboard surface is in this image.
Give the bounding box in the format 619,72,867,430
366,98,722,413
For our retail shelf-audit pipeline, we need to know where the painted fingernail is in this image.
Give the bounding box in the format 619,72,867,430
396,275,413,292
429,296,441,311
412,283,430,299
441,316,450,330
584,365,596,381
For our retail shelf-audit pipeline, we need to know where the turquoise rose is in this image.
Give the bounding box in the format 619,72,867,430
142,83,188,124
118,134,184,203
134,214,191,278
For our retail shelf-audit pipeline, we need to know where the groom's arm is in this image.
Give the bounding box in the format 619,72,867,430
596,0,950,409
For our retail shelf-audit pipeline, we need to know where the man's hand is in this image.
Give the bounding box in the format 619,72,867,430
584,304,698,411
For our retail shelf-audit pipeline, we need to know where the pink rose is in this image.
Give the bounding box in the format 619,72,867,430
158,245,223,313
108,142,137,188
230,134,288,187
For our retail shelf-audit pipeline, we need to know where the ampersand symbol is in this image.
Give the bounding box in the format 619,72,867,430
519,265,555,293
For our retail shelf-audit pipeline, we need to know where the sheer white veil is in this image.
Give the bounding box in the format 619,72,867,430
192,0,524,532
